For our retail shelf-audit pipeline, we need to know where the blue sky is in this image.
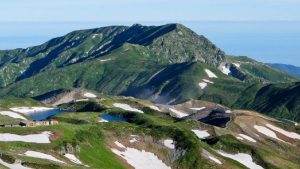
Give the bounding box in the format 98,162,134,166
1,0,300,22
0,0,300,66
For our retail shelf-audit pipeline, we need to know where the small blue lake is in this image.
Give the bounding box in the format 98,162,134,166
28,109,65,121
100,114,127,122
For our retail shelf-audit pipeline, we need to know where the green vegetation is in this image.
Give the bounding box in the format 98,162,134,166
0,24,299,121
234,82,300,122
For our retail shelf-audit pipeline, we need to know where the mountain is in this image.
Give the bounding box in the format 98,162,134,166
0,24,224,86
0,91,299,169
267,63,300,78
226,56,299,83
0,23,300,169
234,82,300,122
0,23,298,121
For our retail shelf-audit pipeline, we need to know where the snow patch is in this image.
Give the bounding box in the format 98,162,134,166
129,135,139,143
198,82,207,89
112,142,171,169
0,131,52,143
225,110,232,114
64,154,83,165
23,151,65,164
92,34,99,39
221,65,231,75
236,136,244,140
0,111,27,120
238,134,256,143
99,58,112,62
254,125,287,143
169,108,189,118
75,99,89,102
163,139,175,149
266,124,300,140
148,105,161,112
233,63,241,68
205,69,218,78
98,119,109,123
209,155,222,165
0,158,32,169
10,107,54,115
192,129,210,139
113,103,144,113
190,107,206,111
114,141,126,149
202,79,214,84
129,138,138,143
217,151,264,169
83,92,97,98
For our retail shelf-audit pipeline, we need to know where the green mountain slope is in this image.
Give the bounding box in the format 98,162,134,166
267,63,300,78
0,23,299,121
0,44,245,106
0,93,299,169
226,56,298,83
234,82,300,122
0,24,224,87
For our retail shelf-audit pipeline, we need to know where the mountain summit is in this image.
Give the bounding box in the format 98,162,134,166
0,23,224,84
0,23,299,121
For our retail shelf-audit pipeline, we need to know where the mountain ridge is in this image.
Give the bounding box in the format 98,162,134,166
267,63,300,78
0,23,299,121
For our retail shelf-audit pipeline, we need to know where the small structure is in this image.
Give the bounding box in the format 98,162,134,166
20,119,59,127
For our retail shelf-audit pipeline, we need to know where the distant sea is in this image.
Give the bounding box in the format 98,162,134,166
0,21,299,66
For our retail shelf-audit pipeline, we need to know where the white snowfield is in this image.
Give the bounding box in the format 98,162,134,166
0,131,52,143
64,154,83,165
236,136,244,140
129,137,138,143
238,134,257,143
23,151,65,164
75,99,89,102
190,107,206,111
221,65,231,75
199,79,214,89
114,141,126,149
99,58,112,62
192,129,210,139
254,125,287,143
113,103,144,113
98,118,108,123
202,150,222,165
205,69,218,78
10,107,54,115
233,63,241,68
209,155,222,165
129,135,139,143
202,79,214,84
0,158,32,169
169,108,189,118
83,92,97,98
266,124,300,140
0,111,27,120
111,141,171,169
225,110,232,114
217,151,264,169
163,139,175,149
198,82,208,89
148,105,161,112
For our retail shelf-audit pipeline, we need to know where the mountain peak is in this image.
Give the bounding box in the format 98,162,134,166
1,23,225,85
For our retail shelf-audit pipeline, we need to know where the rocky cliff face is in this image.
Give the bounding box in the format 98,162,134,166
148,24,225,65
